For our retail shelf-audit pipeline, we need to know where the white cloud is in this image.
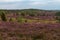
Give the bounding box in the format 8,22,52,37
0,0,23,2
49,0,60,2
29,0,42,1
30,0,60,5
54,0,60,2
31,2,47,5
0,0,60,9
30,0,60,2
29,1,48,6
0,3,16,9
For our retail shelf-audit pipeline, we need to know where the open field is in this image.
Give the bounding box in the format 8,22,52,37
0,9,60,40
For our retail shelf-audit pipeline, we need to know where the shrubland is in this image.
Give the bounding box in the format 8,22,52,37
0,9,60,40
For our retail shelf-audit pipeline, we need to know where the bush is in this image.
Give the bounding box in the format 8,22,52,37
32,33,46,40
17,17,24,23
20,13,25,16
1,12,7,21
55,17,60,23
55,12,60,23
25,20,27,22
55,12,60,16
29,13,35,17
9,18,16,22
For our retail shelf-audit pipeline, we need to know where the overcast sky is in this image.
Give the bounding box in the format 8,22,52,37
0,0,60,10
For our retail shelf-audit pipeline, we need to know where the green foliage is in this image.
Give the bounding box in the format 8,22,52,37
16,13,20,15
20,12,25,16
19,9,40,17
9,18,16,22
0,12,7,21
29,13,35,17
0,34,2,40
55,12,60,23
55,17,60,23
17,17,24,23
25,19,27,22
17,17,28,23
17,34,23,38
8,32,15,37
32,33,46,40
42,14,45,16
55,12,60,16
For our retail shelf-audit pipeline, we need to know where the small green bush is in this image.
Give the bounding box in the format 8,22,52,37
0,12,7,21
55,12,60,16
9,18,16,22
17,17,25,23
32,33,45,40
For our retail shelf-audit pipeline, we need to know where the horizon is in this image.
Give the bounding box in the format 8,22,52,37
0,0,60,10
0,8,60,10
